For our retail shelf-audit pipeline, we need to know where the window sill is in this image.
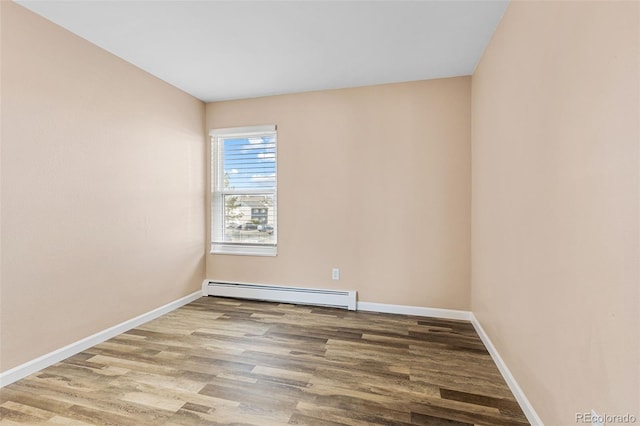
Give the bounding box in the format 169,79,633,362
211,244,277,257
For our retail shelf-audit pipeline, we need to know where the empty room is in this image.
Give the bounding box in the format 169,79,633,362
1,0,638,425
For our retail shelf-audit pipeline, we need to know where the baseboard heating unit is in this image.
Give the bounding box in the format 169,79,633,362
202,280,357,311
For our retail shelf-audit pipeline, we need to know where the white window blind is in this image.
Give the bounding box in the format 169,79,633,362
210,125,277,256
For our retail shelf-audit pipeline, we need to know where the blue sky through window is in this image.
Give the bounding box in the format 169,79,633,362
223,136,276,191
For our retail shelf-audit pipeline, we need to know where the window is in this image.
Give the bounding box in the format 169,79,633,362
210,125,277,256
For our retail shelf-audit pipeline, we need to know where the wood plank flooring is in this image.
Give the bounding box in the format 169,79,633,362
0,297,529,425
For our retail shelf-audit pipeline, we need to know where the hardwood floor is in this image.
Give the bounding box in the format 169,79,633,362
0,297,529,425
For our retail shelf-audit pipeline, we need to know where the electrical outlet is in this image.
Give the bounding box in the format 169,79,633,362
332,268,340,280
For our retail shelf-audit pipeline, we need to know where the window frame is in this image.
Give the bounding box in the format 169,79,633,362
210,125,277,256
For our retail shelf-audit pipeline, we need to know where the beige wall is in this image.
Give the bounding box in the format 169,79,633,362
206,78,471,309
472,1,639,423
0,2,205,371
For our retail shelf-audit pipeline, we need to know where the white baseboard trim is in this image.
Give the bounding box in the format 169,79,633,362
0,291,202,388
470,314,544,426
356,301,473,321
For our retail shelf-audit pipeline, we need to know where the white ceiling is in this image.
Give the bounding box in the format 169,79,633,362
16,0,509,102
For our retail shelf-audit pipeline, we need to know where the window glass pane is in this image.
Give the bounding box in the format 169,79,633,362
222,194,276,245
222,136,276,191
